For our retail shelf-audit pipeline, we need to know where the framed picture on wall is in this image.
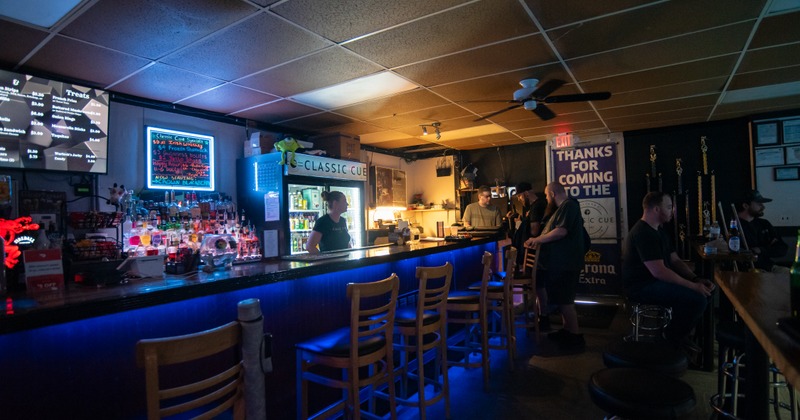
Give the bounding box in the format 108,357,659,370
774,166,799,181
755,147,784,166
784,119,800,144
786,145,800,164
755,122,779,145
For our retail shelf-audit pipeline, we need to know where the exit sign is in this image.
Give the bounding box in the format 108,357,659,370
554,133,575,149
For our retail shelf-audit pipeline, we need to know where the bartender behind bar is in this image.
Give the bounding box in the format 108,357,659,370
305,191,351,254
462,185,502,228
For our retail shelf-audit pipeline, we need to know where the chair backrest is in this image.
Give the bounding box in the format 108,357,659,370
137,321,244,420
505,247,518,277
522,245,538,275
347,273,400,358
415,262,453,318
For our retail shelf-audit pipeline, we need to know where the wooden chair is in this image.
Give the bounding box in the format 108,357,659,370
136,321,244,420
446,251,492,390
479,246,516,367
394,262,452,420
296,274,399,420
511,245,541,340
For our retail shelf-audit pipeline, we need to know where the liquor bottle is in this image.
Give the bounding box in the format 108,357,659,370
728,219,740,253
709,221,720,241
791,229,800,318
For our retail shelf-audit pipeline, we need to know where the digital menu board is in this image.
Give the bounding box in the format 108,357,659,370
0,69,109,173
146,126,215,191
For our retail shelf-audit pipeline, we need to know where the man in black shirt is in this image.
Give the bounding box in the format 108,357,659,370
623,192,714,346
735,190,789,272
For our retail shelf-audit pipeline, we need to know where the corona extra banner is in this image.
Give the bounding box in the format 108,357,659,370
552,143,623,295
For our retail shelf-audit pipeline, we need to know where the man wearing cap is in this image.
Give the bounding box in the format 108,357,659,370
507,182,547,254
736,190,789,273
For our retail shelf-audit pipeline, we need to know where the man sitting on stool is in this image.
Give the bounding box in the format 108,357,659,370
736,189,789,273
623,192,714,350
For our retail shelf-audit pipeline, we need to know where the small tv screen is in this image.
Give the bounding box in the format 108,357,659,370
146,126,215,191
0,69,109,173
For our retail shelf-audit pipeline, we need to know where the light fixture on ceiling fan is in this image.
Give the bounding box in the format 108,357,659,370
474,79,611,121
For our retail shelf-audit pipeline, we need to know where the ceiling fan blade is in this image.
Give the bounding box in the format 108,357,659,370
474,104,523,121
532,103,556,121
544,91,611,103
530,79,565,100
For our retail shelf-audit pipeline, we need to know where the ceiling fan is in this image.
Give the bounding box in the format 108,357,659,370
474,79,611,122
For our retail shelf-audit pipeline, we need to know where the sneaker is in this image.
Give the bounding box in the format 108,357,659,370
547,328,571,343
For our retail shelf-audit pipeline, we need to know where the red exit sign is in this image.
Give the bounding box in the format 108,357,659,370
554,133,575,148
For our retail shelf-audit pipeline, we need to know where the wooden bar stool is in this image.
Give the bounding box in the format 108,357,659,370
136,321,245,420
393,262,452,420
296,274,399,420
469,247,516,368
511,245,540,340
446,251,492,391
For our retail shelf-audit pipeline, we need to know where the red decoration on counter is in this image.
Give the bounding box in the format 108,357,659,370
0,217,41,268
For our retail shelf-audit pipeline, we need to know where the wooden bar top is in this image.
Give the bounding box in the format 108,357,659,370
715,270,800,390
0,236,498,335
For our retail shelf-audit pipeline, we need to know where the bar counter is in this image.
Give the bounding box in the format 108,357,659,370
0,236,497,419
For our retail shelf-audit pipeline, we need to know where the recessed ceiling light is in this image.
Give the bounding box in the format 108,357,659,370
290,71,418,110
0,0,83,28
721,81,800,103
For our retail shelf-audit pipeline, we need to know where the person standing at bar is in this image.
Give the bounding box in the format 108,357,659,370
306,191,351,254
735,189,789,273
462,185,502,228
623,191,713,348
524,182,586,351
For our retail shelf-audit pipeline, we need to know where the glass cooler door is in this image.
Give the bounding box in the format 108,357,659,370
329,185,363,249
288,183,323,254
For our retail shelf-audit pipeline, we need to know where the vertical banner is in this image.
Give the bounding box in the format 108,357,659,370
552,144,622,295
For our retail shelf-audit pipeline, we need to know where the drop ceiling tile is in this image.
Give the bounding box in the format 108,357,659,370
567,23,754,81
272,0,468,43
512,120,607,138
600,95,717,119
111,63,223,103
61,0,257,59
278,112,355,132
236,47,383,97
0,20,48,67
750,11,800,48
178,83,279,114
230,99,320,124
345,0,538,68
729,65,800,91
499,111,598,131
365,137,431,149
523,0,660,29
715,94,800,116
366,105,472,130
394,35,557,87
598,77,727,108
22,36,150,87
737,43,800,73
315,121,386,137
430,64,568,103
334,89,448,120
547,0,762,59
580,56,737,94
161,13,331,81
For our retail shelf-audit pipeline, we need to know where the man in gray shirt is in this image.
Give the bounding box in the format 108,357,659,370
462,185,502,228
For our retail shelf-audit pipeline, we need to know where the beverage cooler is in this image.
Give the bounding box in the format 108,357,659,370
236,152,366,257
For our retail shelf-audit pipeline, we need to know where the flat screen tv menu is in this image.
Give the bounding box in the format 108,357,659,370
0,69,110,173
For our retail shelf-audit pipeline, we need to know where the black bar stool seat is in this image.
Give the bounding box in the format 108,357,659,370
588,367,696,419
602,339,688,377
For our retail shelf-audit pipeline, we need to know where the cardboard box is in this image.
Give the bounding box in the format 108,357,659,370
249,132,276,150
310,133,361,161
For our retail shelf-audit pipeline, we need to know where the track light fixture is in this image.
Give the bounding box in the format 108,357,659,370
420,122,442,140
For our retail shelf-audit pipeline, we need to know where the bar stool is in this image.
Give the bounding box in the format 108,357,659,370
394,262,451,420
136,321,245,420
467,247,516,368
510,245,540,340
602,339,688,377
296,274,399,420
446,252,492,390
626,300,672,342
588,367,697,419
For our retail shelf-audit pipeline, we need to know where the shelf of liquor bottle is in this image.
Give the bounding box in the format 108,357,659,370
291,209,319,212
291,229,313,233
